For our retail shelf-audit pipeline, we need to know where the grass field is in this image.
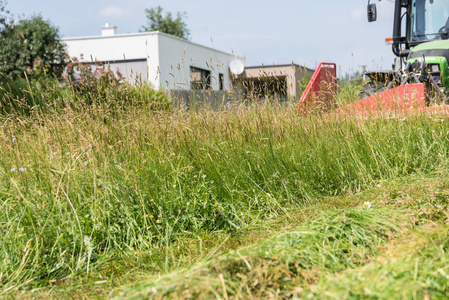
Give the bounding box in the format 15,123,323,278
1,77,449,298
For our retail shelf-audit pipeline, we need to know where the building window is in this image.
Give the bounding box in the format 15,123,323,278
190,66,211,90
219,73,224,90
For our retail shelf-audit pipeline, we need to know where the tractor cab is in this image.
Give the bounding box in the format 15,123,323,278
369,0,449,55
297,0,449,114
364,0,449,101
409,0,449,42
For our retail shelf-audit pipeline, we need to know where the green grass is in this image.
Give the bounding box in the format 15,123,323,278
1,76,449,298
309,226,449,299
111,172,449,299
120,207,412,299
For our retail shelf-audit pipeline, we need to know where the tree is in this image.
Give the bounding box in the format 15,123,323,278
140,6,190,40
0,15,67,78
0,0,10,33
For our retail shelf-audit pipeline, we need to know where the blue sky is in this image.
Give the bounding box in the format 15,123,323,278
8,0,396,76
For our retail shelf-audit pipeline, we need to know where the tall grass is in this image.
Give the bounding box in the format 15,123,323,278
1,76,449,292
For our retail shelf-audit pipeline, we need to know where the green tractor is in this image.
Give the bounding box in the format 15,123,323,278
363,0,449,103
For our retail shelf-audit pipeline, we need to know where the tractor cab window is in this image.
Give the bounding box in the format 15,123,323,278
410,0,449,41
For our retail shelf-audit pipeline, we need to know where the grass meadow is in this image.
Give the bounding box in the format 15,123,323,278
1,74,449,298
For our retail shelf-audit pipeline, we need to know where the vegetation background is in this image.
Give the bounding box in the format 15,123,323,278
1,1,449,299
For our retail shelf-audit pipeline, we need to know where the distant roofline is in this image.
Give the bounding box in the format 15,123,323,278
245,64,314,72
62,31,243,59
62,30,156,41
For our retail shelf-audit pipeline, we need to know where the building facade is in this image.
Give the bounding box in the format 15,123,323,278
63,24,245,91
235,64,315,100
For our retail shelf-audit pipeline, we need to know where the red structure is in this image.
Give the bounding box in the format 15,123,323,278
297,63,337,114
336,83,427,116
298,62,449,119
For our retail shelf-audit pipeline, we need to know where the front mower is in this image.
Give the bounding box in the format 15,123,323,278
298,0,449,116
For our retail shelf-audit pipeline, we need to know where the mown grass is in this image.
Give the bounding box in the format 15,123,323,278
1,76,449,298
309,226,449,299
113,171,449,299
120,207,413,299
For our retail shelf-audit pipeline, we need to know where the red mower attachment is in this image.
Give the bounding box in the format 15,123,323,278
337,83,427,117
298,62,449,118
336,84,449,118
297,63,337,114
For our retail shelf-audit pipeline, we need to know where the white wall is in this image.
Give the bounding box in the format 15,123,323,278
63,32,160,87
157,33,244,91
63,31,244,91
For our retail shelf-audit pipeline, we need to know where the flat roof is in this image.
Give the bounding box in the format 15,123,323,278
62,31,239,58
245,64,314,72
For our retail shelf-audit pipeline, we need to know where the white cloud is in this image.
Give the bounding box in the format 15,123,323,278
350,6,366,21
98,5,133,19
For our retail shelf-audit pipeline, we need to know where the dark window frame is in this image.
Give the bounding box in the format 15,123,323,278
219,73,224,90
190,66,211,90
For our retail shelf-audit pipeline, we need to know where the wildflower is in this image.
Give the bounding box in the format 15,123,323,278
215,202,219,206
363,201,371,209
18,168,26,172
194,175,198,178
202,175,206,179
83,161,88,166
10,168,16,172
150,215,154,218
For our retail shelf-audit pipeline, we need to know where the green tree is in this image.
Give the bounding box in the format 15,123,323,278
0,15,67,78
0,0,10,33
140,6,190,40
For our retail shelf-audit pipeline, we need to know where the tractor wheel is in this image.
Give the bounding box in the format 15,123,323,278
360,81,388,99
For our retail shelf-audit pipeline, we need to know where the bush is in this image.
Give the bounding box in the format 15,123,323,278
0,59,171,116
63,59,171,111
0,15,66,78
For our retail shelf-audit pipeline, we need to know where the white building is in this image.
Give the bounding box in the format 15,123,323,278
63,24,245,91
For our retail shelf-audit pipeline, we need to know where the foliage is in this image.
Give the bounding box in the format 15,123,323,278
3,79,449,298
0,0,10,33
0,59,170,115
140,6,190,40
335,78,364,106
123,207,412,299
0,15,67,78
2,93,449,295
63,59,171,111
298,74,311,96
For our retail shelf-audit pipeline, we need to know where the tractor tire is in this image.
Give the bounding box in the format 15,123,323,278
359,81,388,99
